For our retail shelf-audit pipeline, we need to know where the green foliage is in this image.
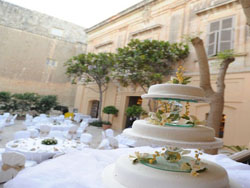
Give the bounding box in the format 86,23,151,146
0,92,58,115
103,106,119,115
115,39,189,91
102,121,112,125
217,49,235,60
126,105,145,118
0,92,11,102
36,95,58,114
65,52,115,86
89,120,103,127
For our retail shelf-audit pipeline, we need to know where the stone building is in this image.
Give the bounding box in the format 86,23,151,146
0,0,86,107
77,0,249,146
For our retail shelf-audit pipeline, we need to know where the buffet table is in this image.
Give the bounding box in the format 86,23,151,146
4,147,250,188
5,138,88,163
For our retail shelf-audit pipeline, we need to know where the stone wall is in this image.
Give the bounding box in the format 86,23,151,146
0,0,86,44
0,0,87,107
77,0,250,146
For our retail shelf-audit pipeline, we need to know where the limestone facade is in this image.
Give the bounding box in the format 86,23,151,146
77,0,249,146
0,0,86,107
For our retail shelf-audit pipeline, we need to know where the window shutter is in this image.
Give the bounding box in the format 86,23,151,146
207,21,219,57
218,17,234,52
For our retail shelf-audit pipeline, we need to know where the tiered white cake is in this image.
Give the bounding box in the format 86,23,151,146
102,83,236,188
103,155,230,188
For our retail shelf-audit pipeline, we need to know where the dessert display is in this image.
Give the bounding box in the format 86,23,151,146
102,66,236,188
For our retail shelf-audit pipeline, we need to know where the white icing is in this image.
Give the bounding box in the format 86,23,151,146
113,155,230,188
129,120,215,142
142,84,206,101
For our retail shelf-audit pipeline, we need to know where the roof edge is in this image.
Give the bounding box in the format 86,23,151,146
86,0,156,33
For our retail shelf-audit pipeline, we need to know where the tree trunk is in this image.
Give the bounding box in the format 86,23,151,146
207,93,224,137
240,0,250,26
98,84,103,121
191,37,234,154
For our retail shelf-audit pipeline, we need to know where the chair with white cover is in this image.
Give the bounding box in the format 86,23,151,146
14,131,31,140
97,139,110,150
39,125,51,137
49,131,64,139
64,119,72,125
28,129,39,138
76,121,89,138
5,114,17,126
80,133,93,145
0,152,37,183
23,114,33,128
107,137,119,149
105,129,114,138
66,125,78,140
3,113,10,118
0,148,5,154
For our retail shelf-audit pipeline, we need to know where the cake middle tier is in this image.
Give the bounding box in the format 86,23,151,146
127,120,215,142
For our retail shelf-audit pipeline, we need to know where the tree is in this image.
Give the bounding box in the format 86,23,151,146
191,37,235,138
240,0,250,26
65,52,115,121
103,105,119,122
115,39,189,111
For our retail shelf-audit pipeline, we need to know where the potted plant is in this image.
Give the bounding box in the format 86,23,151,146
102,106,119,130
126,105,144,120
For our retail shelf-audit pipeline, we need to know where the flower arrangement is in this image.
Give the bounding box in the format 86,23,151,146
146,66,205,127
41,138,58,145
129,147,206,177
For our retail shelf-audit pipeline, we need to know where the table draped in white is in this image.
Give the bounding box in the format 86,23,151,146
5,138,88,163
4,147,250,188
35,123,74,131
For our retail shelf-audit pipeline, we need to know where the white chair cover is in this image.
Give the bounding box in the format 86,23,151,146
97,139,110,150
76,121,89,138
80,121,88,130
0,152,25,183
40,125,51,137
66,125,78,139
3,113,10,117
14,131,31,139
80,133,93,145
105,129,114,138
4,115,16,127
64,119,72,125
28,129,39,138
107,137,119,149
49,131,64,139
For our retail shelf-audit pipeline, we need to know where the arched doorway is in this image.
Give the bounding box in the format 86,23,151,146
89,100,99,118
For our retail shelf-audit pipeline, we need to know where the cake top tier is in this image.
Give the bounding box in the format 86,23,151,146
142,84,206,102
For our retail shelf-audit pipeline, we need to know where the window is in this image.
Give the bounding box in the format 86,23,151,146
46,58,57,67
207,17,234,56
51,28,64,37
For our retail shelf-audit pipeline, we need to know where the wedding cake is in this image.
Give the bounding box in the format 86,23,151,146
102,66,237,188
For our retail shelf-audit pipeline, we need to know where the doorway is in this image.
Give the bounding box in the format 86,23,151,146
90,100,99,118
125,96,142,128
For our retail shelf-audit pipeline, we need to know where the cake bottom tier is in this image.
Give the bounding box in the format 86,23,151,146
102,155,240,188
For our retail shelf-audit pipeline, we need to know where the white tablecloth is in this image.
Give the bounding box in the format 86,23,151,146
5,138,87,163
4,147,250,188
74,113,91,123
35,123,74,131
